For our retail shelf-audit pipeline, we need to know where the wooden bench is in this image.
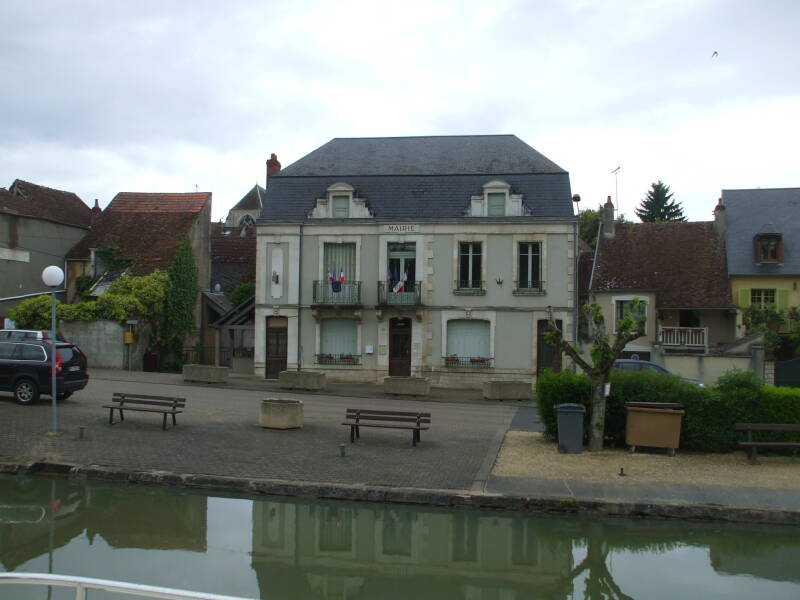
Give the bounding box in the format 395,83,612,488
103,393,186,430
342,408,431,447
735,423,800,461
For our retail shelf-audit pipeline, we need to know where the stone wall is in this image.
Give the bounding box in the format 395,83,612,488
60,320,148,370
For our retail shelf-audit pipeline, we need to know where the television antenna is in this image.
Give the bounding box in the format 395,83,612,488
611,166,621,215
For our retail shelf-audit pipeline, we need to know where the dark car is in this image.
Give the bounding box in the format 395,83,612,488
613,359,704,386
0,339,89,404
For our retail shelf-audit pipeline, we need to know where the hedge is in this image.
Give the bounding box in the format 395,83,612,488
535,368,800,452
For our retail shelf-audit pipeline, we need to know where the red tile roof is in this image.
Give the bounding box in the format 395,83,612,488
108,192,210,213
67,192,210,276
591,221,733,308
210,222,256,291
4,179,91,227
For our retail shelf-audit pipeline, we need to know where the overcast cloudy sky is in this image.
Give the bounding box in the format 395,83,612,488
1,0,797,222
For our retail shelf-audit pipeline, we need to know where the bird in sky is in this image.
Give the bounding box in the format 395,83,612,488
712,51,718,58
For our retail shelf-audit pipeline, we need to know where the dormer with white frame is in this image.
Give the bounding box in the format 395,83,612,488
309,182,374,219
469,180,526,217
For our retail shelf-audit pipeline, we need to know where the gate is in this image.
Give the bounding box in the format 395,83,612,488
775,357,800,388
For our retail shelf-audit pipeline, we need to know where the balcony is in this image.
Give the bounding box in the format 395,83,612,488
377,281,422,306
658,326,707,350
316,353,362,366
513,279,545,294
442,356,494,368
312,281,362,306
453,280,486,295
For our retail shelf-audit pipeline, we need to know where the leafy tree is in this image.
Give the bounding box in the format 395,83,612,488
635,181,686,222
546,299,647,452
156,239,198,360
8,294,57,330
226,278,255,307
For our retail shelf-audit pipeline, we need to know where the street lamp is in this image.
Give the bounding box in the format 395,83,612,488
42,265,64,435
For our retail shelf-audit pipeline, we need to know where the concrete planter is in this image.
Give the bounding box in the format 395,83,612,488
260,398,304,429
182,364,229,384
383,376,430,397
482,380,532,401
278,370,326,391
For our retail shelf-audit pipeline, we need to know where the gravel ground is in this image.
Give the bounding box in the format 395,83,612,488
493,431,800,490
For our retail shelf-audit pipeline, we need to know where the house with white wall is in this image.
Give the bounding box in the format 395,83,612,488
254,135,577,388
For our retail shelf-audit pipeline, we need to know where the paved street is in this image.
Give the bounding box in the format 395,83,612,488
0,370,520,492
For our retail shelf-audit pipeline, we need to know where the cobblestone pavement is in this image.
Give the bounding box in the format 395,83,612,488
0,371,523,492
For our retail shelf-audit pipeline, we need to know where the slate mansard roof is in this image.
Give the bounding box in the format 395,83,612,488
722,188,800,275
262,135,574,222
591,221,733,309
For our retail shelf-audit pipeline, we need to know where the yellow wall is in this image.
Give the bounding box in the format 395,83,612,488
731,275,800,335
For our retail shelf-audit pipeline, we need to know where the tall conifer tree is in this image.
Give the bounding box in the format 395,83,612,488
635,181,686,222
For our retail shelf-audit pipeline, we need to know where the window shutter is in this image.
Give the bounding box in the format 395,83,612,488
777,289,789,311
738,288,750,308
320,319,357,355
446,320,490,357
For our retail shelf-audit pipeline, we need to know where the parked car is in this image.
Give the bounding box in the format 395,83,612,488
613,359,704,386
0,338,89,404
0,329,66,341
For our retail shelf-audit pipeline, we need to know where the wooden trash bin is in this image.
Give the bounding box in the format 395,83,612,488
625,402,684,456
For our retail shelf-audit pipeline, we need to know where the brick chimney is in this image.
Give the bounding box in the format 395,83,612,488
266,153,281,181
602,196,615,239
713,196,725,238
91,199,102,227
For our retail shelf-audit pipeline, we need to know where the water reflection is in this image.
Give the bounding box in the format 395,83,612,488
1,475,799,600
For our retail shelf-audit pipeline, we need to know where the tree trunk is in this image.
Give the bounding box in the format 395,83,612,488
588,376,607,452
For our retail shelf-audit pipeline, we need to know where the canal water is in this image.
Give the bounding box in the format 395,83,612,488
0,475,798,599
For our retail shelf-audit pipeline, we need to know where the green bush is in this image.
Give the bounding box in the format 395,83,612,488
536,368,800,452
535,369,591,438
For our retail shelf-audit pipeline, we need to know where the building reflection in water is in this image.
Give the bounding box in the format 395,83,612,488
251,499,574,600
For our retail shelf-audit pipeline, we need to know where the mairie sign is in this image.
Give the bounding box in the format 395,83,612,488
383,224,419,233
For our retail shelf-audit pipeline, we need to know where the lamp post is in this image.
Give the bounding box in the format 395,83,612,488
42,265,64,435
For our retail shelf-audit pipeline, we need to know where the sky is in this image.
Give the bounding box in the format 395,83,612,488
1,0,798,223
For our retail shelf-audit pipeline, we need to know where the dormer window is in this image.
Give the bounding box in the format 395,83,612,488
755,234,782,263
469,180,524,217
309,183,374,219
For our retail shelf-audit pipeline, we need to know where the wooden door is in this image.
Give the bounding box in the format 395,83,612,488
537,319,563,375
389,317,412,376
265,319,288,379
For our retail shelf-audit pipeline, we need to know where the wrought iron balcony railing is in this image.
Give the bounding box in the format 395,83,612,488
377,281,422,306
316,353,362,365
312,280,362,305
442,356,493,368
453,280,486,294
513,280,545,293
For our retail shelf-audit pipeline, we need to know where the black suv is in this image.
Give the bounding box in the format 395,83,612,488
0,339,89,404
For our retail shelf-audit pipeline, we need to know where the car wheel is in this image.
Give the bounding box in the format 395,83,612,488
14,378,40,405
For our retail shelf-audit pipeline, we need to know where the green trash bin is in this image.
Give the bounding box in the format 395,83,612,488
556,403,586,454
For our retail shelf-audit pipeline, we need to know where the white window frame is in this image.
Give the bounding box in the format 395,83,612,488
452,234,487,293
512,234,546,294
309,183,374,218
440,309,496,360
469,180,523,216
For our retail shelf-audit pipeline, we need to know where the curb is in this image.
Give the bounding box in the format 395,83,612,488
2,461,798,526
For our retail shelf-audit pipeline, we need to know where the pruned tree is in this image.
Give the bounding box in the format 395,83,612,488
546,300,647,452
635,181,686,222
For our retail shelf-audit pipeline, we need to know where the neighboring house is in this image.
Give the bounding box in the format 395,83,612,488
589,198,737,358
200,220,257,367
254,135,577,387
0,181,91,326
718,188,800,335
66,192,212,337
